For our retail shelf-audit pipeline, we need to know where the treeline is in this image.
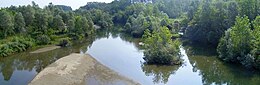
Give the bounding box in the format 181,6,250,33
1,0,259,69
98,0,260,68
185,0,260,46
174,0,260,69
80,0,191,37
78,0,183,64
218,16,260,69
0,2,113,57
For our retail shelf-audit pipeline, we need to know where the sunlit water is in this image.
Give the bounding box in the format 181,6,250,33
85,34,203,85
0,32,260,85
84,33,260,85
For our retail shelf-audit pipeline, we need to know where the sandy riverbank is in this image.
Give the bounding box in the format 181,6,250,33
29,53,140,85
30,46,61,54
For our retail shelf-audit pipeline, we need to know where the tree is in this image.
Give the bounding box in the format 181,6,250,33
70,16,87,39
186,0,213,44
237,0,258,20
21,5,35,26
226,1,238,28
187,1,200,21
0,10,14,38
14,12,25,33
81,17,90,35
67,19,75,33
142,27,181,65
186,0,230,46
252,16,260,69
53,15,66,33
218,16,253,68
34,12,48,34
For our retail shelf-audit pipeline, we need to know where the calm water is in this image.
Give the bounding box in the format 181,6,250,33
0,32,260,85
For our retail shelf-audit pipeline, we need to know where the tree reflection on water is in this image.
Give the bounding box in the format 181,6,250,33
141,64,180,84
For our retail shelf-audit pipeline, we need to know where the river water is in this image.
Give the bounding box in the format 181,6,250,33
0,32,260,85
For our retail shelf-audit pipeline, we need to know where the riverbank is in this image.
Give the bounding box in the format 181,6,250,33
29,53,140,85
30,46,61,53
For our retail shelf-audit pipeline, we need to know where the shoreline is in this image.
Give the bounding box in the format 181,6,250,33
29,53,140,85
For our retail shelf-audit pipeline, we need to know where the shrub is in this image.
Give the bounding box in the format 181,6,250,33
36,35,51,45
217,16,255,68
142,27,181,65
56,37,71,47
0,36,34,57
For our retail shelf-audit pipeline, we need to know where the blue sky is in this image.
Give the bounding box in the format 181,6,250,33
0,0,114,10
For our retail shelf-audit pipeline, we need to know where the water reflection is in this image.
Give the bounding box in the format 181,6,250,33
0,38,95,85
86,32,181,85
141,64,180,84
1,31,260,85
185,44,260,85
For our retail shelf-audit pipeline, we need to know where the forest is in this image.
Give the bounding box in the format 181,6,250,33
0,0,259,70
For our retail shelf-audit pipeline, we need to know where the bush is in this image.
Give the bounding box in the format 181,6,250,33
56,37,71,47
0,36,34,57
142,27,181,65
36,35,51,45
217,16,255,68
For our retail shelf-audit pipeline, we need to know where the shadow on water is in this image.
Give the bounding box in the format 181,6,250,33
184,44,260,85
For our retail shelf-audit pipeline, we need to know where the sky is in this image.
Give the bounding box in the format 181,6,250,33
0,0,114,10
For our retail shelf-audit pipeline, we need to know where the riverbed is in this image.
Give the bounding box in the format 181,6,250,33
0,32,260,85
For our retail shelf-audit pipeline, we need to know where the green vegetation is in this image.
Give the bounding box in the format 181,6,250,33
0,36,34,57
185,0,260,46
0,2,112,57
0,0,259,69
142,27,181,65
218,16,260,69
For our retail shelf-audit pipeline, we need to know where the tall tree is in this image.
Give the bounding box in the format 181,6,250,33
226,1,239,28
53,15,66,33
0,10,14,38
218,16,253,67
252,16,260,69
34,12,48,34
237,0,258,20
81,17,90,35
14,12,25,33
21,5,35,26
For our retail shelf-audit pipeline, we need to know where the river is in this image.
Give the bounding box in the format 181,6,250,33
0,31,260,85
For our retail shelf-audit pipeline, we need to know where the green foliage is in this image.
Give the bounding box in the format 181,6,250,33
142,27,181,65
186,0,229,45
0,2,106,57
14,12,26,33
217,16,254,68
88,9,113,28
237,0,260,20
154,0,192,18
36,35,51,45
53,15,67,33
122,3,176,38
252,16,260,69
21,5,35,26
33,12,48,34
0,36,34,57
0,10,14,38
56,37,71,47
